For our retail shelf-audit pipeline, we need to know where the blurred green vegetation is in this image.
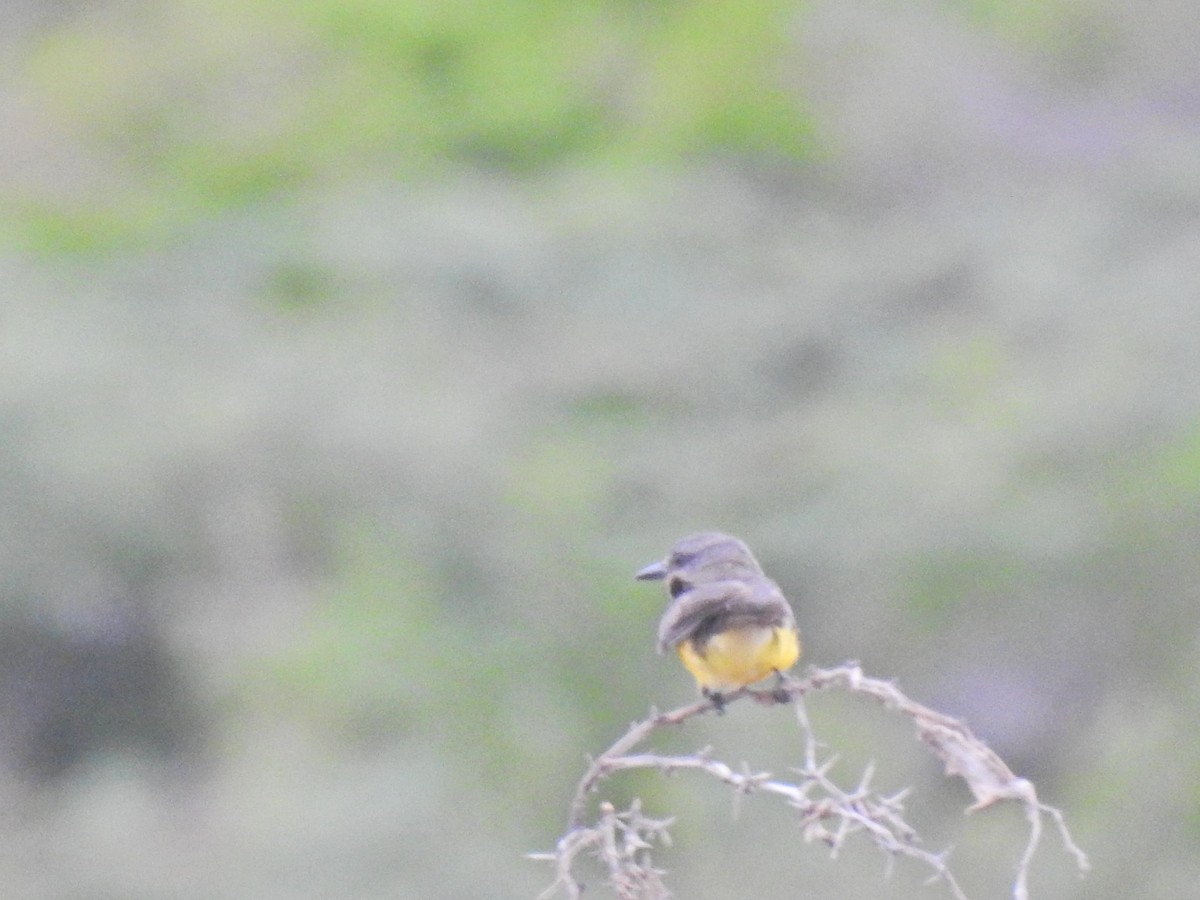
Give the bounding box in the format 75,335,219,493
5,0,1200,896
1119,423,1200,505
12,0,816,253
256,523,447,734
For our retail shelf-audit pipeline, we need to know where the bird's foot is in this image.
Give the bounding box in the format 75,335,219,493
769,670,792,704
702,688,727,714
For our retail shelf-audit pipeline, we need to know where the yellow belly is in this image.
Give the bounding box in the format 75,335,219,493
677,626,801,693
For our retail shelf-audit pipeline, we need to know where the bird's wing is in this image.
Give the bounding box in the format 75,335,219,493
656,578,790,653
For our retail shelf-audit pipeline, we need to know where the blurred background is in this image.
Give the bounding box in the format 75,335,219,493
2,0,1199,897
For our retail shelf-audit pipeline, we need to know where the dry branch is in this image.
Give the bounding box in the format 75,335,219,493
532,662,1088,900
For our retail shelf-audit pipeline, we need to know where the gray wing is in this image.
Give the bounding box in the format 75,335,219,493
656,578,792,653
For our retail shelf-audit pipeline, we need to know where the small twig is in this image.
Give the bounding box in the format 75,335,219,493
532,801,673,900
567,692,749,829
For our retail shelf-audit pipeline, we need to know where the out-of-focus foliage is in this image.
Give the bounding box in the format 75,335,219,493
4,0,1200,898
9,0,814,252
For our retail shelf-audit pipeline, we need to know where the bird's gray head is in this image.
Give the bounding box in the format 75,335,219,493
635,532,763,595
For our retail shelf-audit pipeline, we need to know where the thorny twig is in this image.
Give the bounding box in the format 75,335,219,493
530,800,673,900
532,662,1089,900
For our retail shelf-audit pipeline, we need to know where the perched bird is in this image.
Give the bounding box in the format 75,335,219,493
636,532,800,706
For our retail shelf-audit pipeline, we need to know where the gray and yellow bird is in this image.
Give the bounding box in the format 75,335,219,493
636,532,801,704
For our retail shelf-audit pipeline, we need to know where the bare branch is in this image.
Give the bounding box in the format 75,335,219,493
534,662,1089,900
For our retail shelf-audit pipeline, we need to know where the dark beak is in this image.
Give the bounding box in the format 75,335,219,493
635,560,668,581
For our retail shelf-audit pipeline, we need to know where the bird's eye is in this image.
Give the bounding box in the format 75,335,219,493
668,577,688,598
670,552,695,568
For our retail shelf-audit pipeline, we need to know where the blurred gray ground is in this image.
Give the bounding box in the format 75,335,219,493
3,1,1200,898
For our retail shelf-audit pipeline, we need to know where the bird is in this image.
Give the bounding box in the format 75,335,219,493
636,532,800,707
